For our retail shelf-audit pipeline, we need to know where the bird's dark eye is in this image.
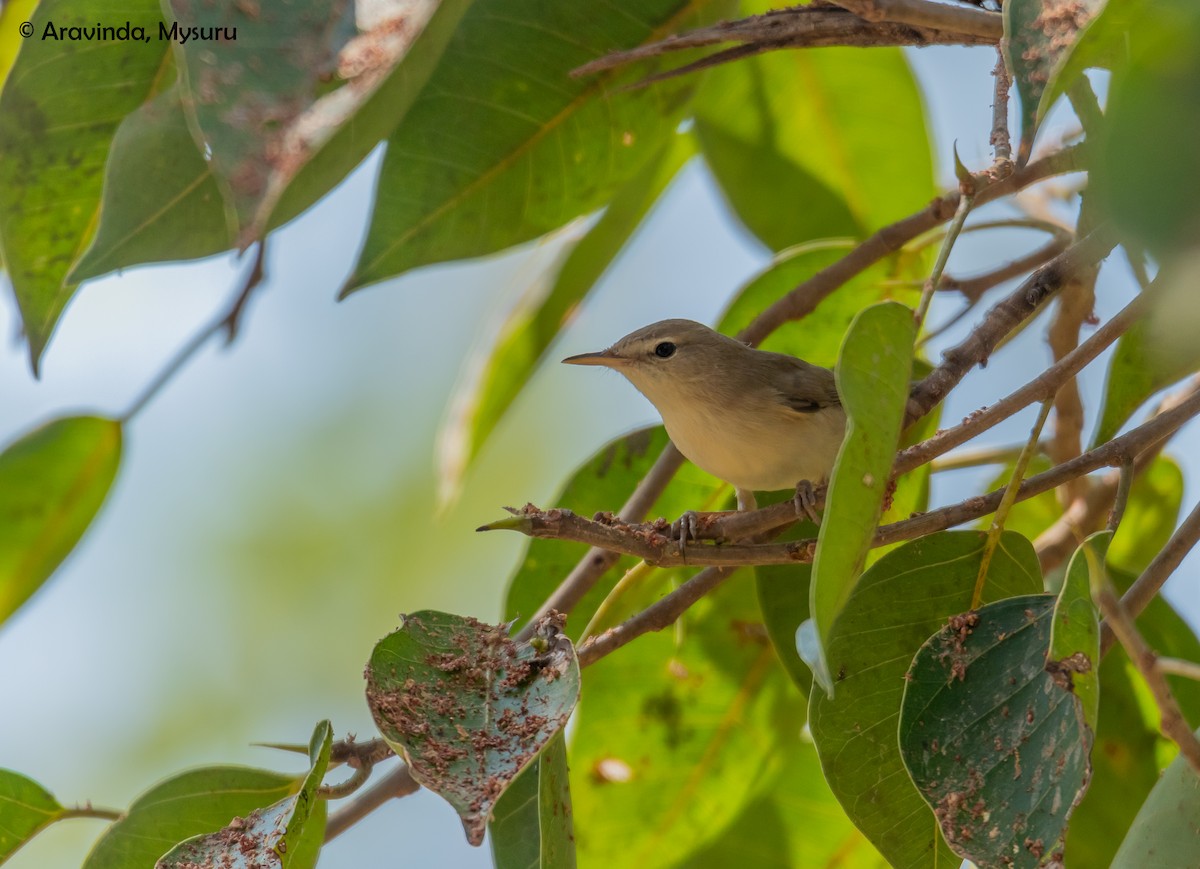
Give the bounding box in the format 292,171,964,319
654,341,676,358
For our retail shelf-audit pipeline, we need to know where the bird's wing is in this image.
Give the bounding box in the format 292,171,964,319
769,356,840,414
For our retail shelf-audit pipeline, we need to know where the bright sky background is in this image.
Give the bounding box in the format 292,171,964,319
1,44,1196,868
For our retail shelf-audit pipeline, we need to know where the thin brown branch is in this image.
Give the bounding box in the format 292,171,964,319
1157,658,1200,682
1095,578,1200,773
324,762,420,842
1107,458,1135,532
990,46,1013,167
938,231,1071,302
571,5,997,80
573,393,1200,665
1101,497,1200,655
319,763,373,800
829,0,1002,39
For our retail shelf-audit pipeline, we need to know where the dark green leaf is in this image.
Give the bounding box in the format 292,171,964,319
439,133,696,494
1109,456,1183,574
899,595,1092,869
1050,532,1106,729
809,530,1043,869
801,301,916,695
69,86,231,283
0,769,65,863
503,426,725,642
1111,726,1200,868
155,722,330,868
1002,0,1104,156
693,14,933,250
0,0,165,370
366,611,579,845
342,0,726,294
83,767,303,869
1093,317,1200,446
490,730,575,869
167,0,356,243
570,571,800,869
0,417,121,625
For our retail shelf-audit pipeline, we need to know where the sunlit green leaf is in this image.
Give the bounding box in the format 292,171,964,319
439,133,696,494
366,611,579,845
1003,0,1104,155
1050,531,1107,729
809,530,1042,869
156,722,330,868
490,731,575,869
343,0,726,295
1109,455,1183,574
801,301,916,695
1111,727,1200,869
0,416,122,625
0,0,38,91
0,0,165,370
83,767,302,869
900,595,1091,869
0,769,65,864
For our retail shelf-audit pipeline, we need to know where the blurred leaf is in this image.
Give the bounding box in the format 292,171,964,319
0,0,38,90
342,0,725,295
809,530,1042,869
1111,725,1200,868
1002,0,1104,155
1093,318,1200,446
1109,455,1183,574
0,769,65,864
1065,648,1164,865
1037,0,1143,120
900,595,1091,869
69,86,231,283
675,744,889,868
366,611,579,845
83,767,303,869
1094,1,1200,255
489,731,575,869
754,521,816,693
801,301,916,695
978,453,1060,541
1050,531,1107,729
156,721,331,868
503,426,724,642
693,8,933,251
570,571,799,869
0,416,122,626
439,133,696,494
166,0,356,243
0,0,165,371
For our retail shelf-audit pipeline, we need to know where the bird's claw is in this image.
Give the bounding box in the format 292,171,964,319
671,510,702,553
794,480,821,525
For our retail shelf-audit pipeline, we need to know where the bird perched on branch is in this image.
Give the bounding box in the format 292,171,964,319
563,319,845,538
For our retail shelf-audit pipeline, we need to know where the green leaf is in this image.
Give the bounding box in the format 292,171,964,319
69,86,231,283
1111,726,1200,868
754,523,816,694
489,730,575,869
1093,317,1200,446
808,530,1043,869
0,0,38,90
0,769,65,864
1003,0,1104,156
0,0,166,370
166,0,356,244
978,454,1061,542
570,571,801,869
0,416,122,625
1037,0,1136,120
693,16,933,251
899,595,1092,869
1109,455,1183,574
366,611,580,845
801,301,916,695
157,722,330,868
503,426,724,642
341,0,725,295
83,767,303,869
1050,531,1107,729
438,133,696,495
1094,1,1200,255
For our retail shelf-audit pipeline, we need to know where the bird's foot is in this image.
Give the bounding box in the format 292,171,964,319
670,510,702,553
793,479,822,525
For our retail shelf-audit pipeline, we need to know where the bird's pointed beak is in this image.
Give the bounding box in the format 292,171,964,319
562,348,624,367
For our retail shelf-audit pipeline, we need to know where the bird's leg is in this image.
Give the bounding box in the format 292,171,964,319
670,511,702,549
793,479,821,524
736,488,758,512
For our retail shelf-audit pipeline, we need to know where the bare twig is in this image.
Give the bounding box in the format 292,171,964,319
828,0,1002,39
319,763,374,800
121,243,268,422
324,762,420,842
58,805,123,822
1095,578,1200,773
1158,658,1200,682
1107,458,1135,532
932,441,1044,472
990,46,1013,168
937,231,1071,302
